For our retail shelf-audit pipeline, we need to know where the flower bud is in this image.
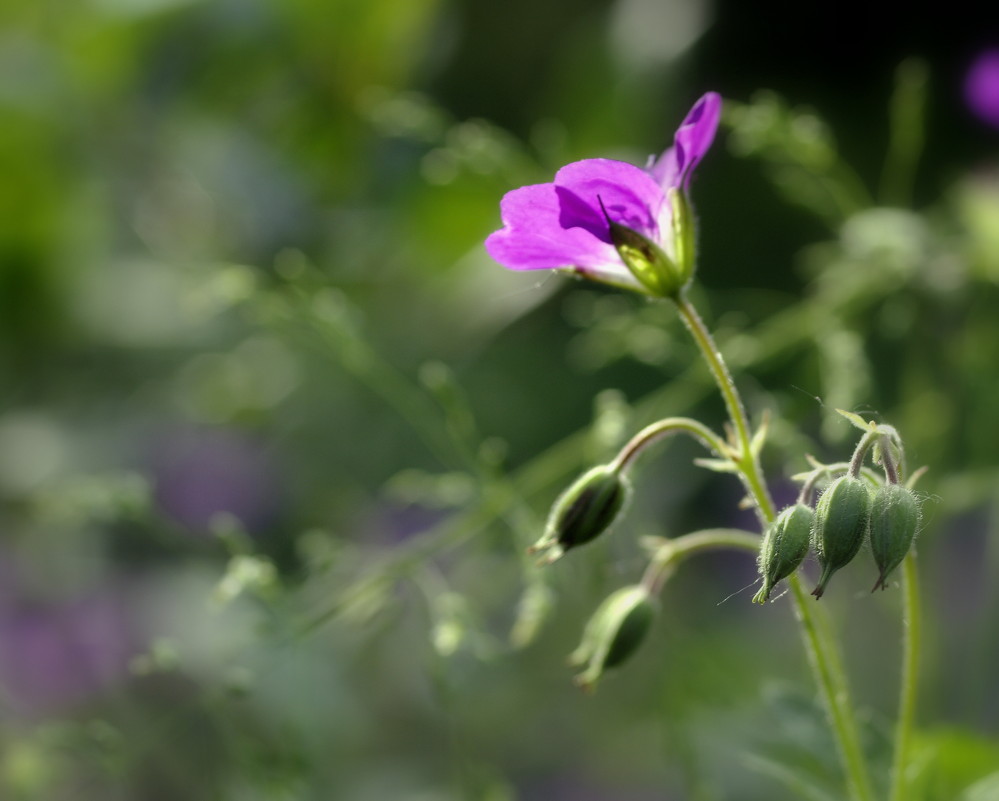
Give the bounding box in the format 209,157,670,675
569,584,656,691
869,483,920,591
753,503,814,604
529,465,630,564
810,476,871,598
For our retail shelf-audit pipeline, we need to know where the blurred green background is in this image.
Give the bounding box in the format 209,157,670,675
2,0,999,799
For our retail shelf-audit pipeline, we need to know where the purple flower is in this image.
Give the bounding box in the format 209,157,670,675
965,48,999,129
486,92,721,296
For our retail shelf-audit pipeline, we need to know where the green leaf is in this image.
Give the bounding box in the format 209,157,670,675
742,753,842,801
908,728,999,801
693,457,739,474
834,408,874,432
750,410,770,458
751,683,892,799
959,771,999,801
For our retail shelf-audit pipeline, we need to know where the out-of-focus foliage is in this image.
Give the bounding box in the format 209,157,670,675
1,0,998,799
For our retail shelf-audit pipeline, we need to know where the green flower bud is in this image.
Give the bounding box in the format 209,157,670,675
753,503,814,604
810,476,871,598
529,465,630,564
869,483,920,591
569,585,656,691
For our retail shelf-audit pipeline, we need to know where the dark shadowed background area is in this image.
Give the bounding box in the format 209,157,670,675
2,0,999,799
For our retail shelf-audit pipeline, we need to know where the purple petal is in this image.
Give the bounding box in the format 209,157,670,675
485,158,667,287
647,147,680,193
649,91,722,191
553,158,667,242
485,181,624,273
965,49,999,129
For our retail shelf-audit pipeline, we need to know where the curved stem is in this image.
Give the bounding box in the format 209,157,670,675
796,468,828,507
672,291,876,801
889,551,920,801
612,417,729,473
848,429,880,478
642,528,760,595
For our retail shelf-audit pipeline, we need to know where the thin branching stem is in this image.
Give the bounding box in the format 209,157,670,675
641,528,760,594
612,417,729,473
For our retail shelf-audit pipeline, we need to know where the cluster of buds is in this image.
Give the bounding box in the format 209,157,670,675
755,421,922,602
531,416,925,687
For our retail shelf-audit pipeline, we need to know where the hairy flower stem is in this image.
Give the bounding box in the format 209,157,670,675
890,551,920,801
641,528,761,595
673,295,774,526
611,418,728,473
673,292,876,801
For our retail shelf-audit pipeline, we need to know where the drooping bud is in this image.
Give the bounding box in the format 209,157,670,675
869,483,920,591
569,584,656,691
811,476,871,598
753,503,814,604
529,465,630,564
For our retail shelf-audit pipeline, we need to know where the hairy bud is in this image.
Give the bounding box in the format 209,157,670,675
753,503,814,604
569,585,656,691
811,476,871,598
869,483,920,591
529,465,630,564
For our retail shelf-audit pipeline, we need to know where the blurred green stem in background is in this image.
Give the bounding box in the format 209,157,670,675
880,59,928,208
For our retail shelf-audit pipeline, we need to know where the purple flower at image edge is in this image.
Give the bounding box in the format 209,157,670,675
485,92,721,295
965,48,999,129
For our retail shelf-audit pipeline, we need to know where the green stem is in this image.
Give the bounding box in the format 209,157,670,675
657,528,762,558
612,417,729,473
673,293,776,525
672,291,876,801
889,551,920,801
642,528,761,595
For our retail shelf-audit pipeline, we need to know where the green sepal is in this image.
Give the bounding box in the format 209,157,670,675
668,187,697,287
605,218,683,298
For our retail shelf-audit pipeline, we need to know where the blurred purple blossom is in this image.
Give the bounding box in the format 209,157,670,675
151,426,281,534
965,48,999,128
0,583,133,716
